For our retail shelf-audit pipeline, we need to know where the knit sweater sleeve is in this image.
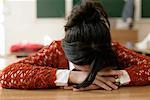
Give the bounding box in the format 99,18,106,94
0,40,69,89
113,42,150,86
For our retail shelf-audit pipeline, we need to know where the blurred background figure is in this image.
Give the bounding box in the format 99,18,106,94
116,0,135,29
122,0,135,29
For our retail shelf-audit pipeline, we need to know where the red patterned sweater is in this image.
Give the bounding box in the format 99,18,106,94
0,40,150,89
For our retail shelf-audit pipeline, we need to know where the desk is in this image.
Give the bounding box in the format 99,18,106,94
133,48,150,56
111,29,138,45
0,86,150,100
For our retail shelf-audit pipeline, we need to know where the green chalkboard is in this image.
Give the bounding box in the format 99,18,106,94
142,0,150,18
73,0,125,17
37,0,65,18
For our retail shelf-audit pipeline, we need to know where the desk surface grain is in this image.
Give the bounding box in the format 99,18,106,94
0,86,150,100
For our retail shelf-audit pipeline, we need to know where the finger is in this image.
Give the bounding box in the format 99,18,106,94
96,76,118,90
73,84,100,92
97,70,123,76
59,87,64,89
63,86,73,90
73,85,99,92
104,77,116,83
105,77,120,86
96,76,116,83
115,82,120,86
104,81,118,90
94,79,112,91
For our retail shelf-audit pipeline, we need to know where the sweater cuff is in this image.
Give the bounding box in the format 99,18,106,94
117,70,131,85
55,70,71,86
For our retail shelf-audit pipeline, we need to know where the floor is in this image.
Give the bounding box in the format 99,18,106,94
0,56,150,100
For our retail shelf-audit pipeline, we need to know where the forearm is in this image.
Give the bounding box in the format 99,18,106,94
0,63,57,89
18,40,69,69
125,64,150,86
113,41,150,69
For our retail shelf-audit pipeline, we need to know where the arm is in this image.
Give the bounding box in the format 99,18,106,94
125,64,150,86
0,41,69,89
18,40,69,69
113,42,150,86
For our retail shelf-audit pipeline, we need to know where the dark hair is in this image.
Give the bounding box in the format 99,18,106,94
62,0,118,89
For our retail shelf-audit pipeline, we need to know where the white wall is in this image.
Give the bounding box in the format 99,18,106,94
4,0,69,54
0,0,5,56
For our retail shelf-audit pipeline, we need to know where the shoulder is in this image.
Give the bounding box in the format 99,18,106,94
111,41,150,61
111,41,124,51
50,40,62,45
48,40,63,49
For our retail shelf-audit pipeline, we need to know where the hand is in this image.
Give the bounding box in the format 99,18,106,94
63,84,100,92
67,69,123,91
93,69,123,91
67,77,118,91
69,71,88,84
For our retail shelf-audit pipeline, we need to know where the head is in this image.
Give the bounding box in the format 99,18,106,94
62,0,118,89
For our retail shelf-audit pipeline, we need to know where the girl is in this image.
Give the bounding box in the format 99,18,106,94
0,0,149,91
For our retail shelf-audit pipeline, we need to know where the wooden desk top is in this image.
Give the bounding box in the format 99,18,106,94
0,86,150,100
133,48,150,54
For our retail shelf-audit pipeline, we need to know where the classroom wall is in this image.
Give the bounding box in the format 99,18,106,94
3,0,150,55
4,0,71,54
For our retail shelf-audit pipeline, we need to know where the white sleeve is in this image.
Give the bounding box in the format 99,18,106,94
55,70,71,86
55,62,75,86
69,61,75,70
118,70,131,85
